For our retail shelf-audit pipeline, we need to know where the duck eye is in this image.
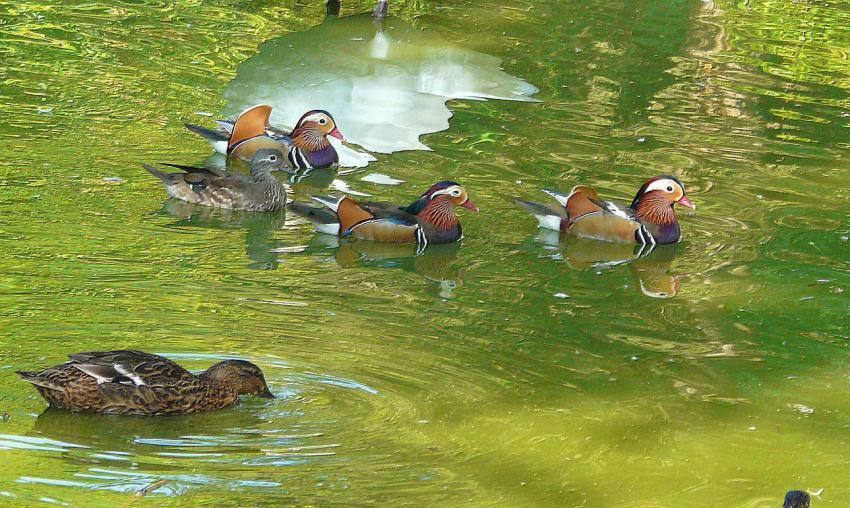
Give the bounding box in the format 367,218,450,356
269,155,277,162
319,118,327,125
451,189,461,197
666,186,674,192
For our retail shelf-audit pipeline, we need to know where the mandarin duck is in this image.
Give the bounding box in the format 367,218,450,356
289,181,477,253
783,491,810,508
17,350,274,415
185,104,343,169
516,175,694,245
143,148,287,212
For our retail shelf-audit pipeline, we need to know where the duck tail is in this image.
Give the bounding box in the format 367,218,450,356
288,202,340,235
289,202,337,224
514,198,565,231
185,123,228,143
16,370,60,390
142,164,172,184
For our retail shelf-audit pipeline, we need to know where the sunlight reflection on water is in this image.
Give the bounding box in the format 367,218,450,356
223,13,538,162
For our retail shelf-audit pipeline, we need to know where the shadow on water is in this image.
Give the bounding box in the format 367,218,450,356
156,200,287,270
303,235,465,298
222,13,539,158
531,230,682,299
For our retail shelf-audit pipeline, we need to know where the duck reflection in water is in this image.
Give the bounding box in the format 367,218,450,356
306,235,465,298
157,200,287,270
535,230,683,299
221,12,538,163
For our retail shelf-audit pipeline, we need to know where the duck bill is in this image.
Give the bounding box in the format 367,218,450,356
462,199,479,212
329,127,344,141
258,387,275,399
677,196,695,209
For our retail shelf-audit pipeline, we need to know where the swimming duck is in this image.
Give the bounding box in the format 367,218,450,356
185,104,343,169
783,491,810,508
143,148,287,212
16,350,274,415
289,181,478,253
515,175,694,245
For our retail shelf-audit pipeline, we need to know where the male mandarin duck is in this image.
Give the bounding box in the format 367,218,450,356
16,350,274,415
289,181,478,252
143,148,287,212
783,491,810,508
515,175,694,245
185,104,343,169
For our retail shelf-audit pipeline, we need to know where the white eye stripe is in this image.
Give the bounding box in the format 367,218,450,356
430,185,463,199
645,179,681,194
304,114,330,124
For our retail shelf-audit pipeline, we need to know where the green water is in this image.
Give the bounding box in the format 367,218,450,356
1,0,848,506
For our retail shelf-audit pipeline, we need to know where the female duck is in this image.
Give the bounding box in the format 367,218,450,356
143,148,287,212
516,175,694,245
17,350,274,415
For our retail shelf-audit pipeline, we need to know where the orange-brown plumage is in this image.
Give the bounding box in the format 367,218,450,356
227,104,273,152
516,175,693,245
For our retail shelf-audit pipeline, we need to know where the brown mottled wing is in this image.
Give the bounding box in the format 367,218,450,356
71,350,200,414
228,105,273,151
68,350,191,382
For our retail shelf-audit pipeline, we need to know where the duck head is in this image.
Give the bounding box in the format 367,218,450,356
404,181,479,214
630,175,693,225
201,360,274,398
249,149,286,176
292,110,344,142
783,491,810,508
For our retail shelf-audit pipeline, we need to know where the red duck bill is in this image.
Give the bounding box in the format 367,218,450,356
677,196,695,209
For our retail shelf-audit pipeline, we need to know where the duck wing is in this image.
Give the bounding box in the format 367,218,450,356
67,350,193,388
543,187,644,243
310,196,420,243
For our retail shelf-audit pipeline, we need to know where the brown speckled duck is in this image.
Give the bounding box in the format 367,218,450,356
143,148,287,212
516,175,694,245
17,350,274,415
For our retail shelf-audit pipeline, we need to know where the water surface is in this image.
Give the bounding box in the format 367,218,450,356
0,0,848,506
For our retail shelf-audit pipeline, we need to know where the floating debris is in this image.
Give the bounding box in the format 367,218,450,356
136,479,170,497
194,111,214,117
792,404,814,415
361,173,404,185
237,298,308,307
102,176,123,182
36,106,54,114
553,292,569,299
268,245,308,254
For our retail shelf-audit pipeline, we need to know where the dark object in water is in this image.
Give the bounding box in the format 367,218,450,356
783,490,810,508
